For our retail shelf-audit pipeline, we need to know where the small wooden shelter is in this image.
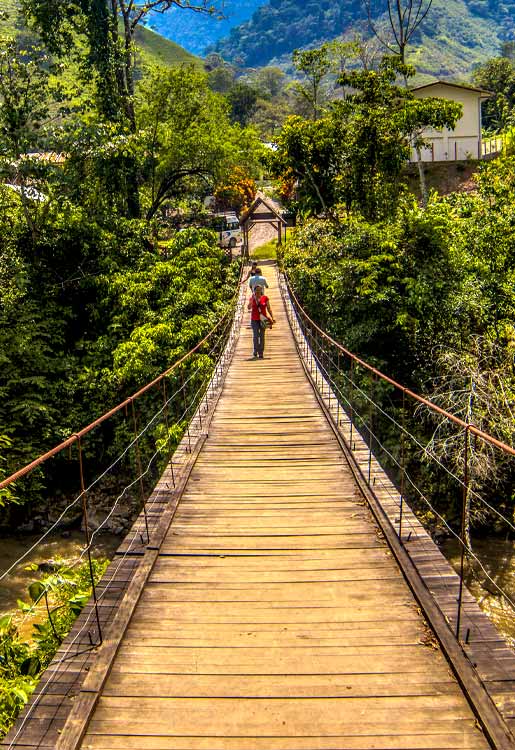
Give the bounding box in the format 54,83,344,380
239,192,288,256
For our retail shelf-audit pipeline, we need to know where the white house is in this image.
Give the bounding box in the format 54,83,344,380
409,81,492,162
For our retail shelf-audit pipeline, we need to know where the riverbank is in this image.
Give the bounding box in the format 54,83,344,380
0,530,119,638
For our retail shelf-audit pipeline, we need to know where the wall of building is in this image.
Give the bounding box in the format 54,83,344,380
411,85,482,163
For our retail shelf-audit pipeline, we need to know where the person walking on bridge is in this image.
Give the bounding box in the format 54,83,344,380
248,284,275,359
241,261,258,285
248,267,268,293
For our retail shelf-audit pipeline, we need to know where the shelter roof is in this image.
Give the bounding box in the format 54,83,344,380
240,191,287,226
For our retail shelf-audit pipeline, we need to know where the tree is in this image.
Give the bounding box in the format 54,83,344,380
403,94,463,205
214,166,256,213
327,35,382,97
292,46,331,120
21,0,223,218
253,67,287,99
207,65,237,94
473,57,515,132
363,0,433,66
271,56,461,220
205,53,236,94
337,57,460,217
227,82,259,127
22,0,221,130
269,115,345,215
0,39,51,237
137,66,258,219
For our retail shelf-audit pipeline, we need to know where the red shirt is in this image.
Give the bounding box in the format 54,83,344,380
250,294,268,321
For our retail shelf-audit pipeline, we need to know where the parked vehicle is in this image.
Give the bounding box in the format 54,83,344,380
212,212,242,249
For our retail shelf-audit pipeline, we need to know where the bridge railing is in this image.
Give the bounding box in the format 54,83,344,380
0,268,246,747
280,271,515,648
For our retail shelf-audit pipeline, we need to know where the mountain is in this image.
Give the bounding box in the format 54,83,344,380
210,0,513,80
2,0,200,69
145,1,269,57
134,25,201,68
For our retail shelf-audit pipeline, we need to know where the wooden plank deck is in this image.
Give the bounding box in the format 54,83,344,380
76,267,491,750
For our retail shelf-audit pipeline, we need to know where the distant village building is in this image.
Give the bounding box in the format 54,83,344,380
409,81,492,162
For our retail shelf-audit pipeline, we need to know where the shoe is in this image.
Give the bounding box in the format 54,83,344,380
258,354,264,359
252,353,258,359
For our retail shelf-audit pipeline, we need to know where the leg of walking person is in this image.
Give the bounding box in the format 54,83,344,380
251,320,260,358
257,324,265,359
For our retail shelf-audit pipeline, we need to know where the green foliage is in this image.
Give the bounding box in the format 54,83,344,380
473,56,515,132
282,154,515,524
137,65,261,219
0,557,108,740
227,82,259,127
214,0,506,81
0,204,238,506
0,39,50,160
292,45,331,120
270,55,461,220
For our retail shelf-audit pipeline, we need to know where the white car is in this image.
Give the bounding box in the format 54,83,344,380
214,212,242,249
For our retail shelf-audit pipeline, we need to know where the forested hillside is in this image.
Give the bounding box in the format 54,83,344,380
212,0,510,78
2,0,200,68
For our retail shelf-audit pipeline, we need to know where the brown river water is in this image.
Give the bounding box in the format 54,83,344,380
441,536,515,648
0,530,120,637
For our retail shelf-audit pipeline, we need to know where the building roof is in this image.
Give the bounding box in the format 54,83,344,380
239,192,287,226
410,80,493,98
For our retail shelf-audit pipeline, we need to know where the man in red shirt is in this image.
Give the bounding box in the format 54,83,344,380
248,284,275,359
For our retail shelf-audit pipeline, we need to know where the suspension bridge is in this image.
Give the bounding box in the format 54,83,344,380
2,263,515,750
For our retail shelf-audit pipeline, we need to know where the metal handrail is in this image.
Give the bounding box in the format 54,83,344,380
0,268,244,492
283,272,515,457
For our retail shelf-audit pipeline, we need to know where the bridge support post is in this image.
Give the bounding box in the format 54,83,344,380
131,400,150,544
399,390,407,543
349,360,355,449
162,380,175,488
77,436,103,646
368,376,374,484
456,424,471,640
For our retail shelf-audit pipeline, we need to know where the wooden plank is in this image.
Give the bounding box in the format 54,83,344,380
81,736,489,750
101,671,460,698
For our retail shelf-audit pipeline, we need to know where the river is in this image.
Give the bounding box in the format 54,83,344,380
441,536,515,648
0,530,120,634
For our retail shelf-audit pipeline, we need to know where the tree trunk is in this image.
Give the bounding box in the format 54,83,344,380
416,147,428,206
